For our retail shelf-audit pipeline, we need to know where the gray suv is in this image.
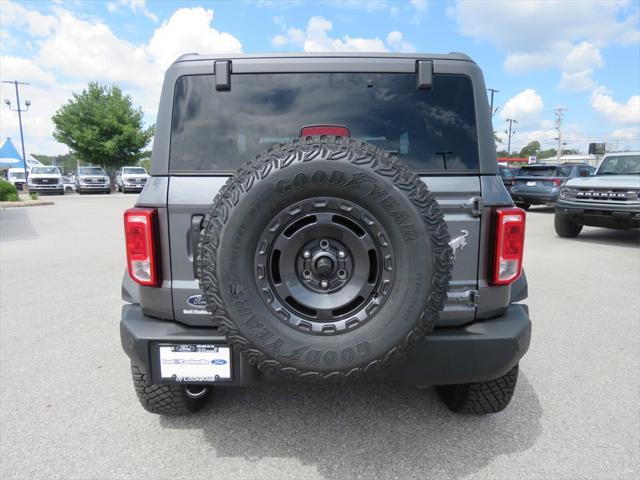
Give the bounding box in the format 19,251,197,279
120,53,531,416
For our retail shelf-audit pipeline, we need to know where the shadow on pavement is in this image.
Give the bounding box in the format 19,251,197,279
160,372,542,479
0,208,40,242
525,206,554,214
570,228,640,249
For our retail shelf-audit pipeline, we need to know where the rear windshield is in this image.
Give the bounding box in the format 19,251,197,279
170,73,479,173
517,166,567,177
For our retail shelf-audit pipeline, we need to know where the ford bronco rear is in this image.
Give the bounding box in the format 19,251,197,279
120,53,531,415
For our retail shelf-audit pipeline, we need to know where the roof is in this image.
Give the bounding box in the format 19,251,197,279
174,51,475,64
0,138,25,169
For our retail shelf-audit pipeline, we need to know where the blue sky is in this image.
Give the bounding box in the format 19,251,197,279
1,0,638,156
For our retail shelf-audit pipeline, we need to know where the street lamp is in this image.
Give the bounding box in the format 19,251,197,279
2,80,30,189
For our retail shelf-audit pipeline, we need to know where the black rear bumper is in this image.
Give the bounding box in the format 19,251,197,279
120,303,531,386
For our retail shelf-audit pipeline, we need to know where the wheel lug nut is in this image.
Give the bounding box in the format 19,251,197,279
303,250,311,258
338,251,345,259
319,239,329,250
320,280,329,288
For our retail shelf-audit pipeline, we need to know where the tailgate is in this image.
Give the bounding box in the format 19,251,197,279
168,176,480,328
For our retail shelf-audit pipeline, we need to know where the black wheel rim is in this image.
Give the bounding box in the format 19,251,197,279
254,197,395,335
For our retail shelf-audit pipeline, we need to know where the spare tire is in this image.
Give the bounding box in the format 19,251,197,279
197,136,452,381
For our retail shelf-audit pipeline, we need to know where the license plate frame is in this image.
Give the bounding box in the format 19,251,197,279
151,343,232,384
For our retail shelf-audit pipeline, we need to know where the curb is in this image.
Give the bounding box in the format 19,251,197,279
0,200,55,209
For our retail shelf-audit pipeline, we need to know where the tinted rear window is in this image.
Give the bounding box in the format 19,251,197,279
517,166,559,177
170,73,479,173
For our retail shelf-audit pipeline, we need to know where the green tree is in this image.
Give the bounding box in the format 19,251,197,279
538,148,557,159
52,83,154,171
519,141,541,158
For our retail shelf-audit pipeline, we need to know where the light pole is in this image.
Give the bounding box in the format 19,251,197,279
505,119,518,155
487,88,499,116
3,80,30,187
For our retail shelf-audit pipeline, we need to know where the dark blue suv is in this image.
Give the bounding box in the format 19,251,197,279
510,163,594,210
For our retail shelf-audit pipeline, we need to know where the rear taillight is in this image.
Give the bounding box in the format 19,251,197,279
552,179,562,186
124,208,159,286
300,125,350,137
491,207,526,285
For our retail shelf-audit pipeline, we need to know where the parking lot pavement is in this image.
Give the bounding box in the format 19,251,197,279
1,196,639,480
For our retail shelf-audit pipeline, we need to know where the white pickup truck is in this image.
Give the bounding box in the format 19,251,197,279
115,166,149,193
554,152,640,237
28,166,64,195
7,167,26,191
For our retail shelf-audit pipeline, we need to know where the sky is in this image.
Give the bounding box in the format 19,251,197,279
0,0,639,157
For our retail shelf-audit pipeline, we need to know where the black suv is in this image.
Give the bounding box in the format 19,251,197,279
120,53,531,416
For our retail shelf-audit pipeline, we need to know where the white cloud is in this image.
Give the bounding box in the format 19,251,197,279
0,3,243,154
559,70,597,92
590,88,640,125
557,42,604,91
386,31,416,53
271,16,414,53
332,0,389,12
0,56,56,85
410,0,428,12
147,7,242,69
500,89,544,125
304,16,387,52
0,1,57,36
106,0,158,22
563,41,603,72
450,0,638,87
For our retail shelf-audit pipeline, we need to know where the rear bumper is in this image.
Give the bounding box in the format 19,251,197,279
510,189,559,204
555,201,640,229
120,303,531,386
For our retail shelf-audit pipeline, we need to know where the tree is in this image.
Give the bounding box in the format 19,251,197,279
52,83,154,171
519,141,541,158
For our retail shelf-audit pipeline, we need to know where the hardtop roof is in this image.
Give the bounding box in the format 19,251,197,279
173,51,475,65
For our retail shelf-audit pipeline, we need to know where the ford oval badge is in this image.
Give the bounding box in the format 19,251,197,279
186,295,207,308
211,359,227,365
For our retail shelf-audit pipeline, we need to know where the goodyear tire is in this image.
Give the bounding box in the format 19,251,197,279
197,136,453,381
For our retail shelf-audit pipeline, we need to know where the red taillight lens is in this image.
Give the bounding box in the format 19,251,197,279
124,208,159,286
492,207,526,285
553,178,562,186
300,125,350,137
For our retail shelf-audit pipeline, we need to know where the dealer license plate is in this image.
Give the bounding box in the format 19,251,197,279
158,344,231,382
526,181,536,186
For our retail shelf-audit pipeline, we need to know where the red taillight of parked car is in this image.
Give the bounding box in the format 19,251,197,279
552,178,562,186
124,208,159,286
491,207,526,285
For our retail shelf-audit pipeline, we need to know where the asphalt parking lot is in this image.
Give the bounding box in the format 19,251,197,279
1,193,639,480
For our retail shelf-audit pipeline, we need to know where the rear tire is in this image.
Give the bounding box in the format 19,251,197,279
130,365,210,415
554,214,582,238
436,365,519,414
515,202,530,211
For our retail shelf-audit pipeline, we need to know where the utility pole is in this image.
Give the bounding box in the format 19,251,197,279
487,88,499,116
554,108,567,162
505,118,518,155
2,80,30,186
